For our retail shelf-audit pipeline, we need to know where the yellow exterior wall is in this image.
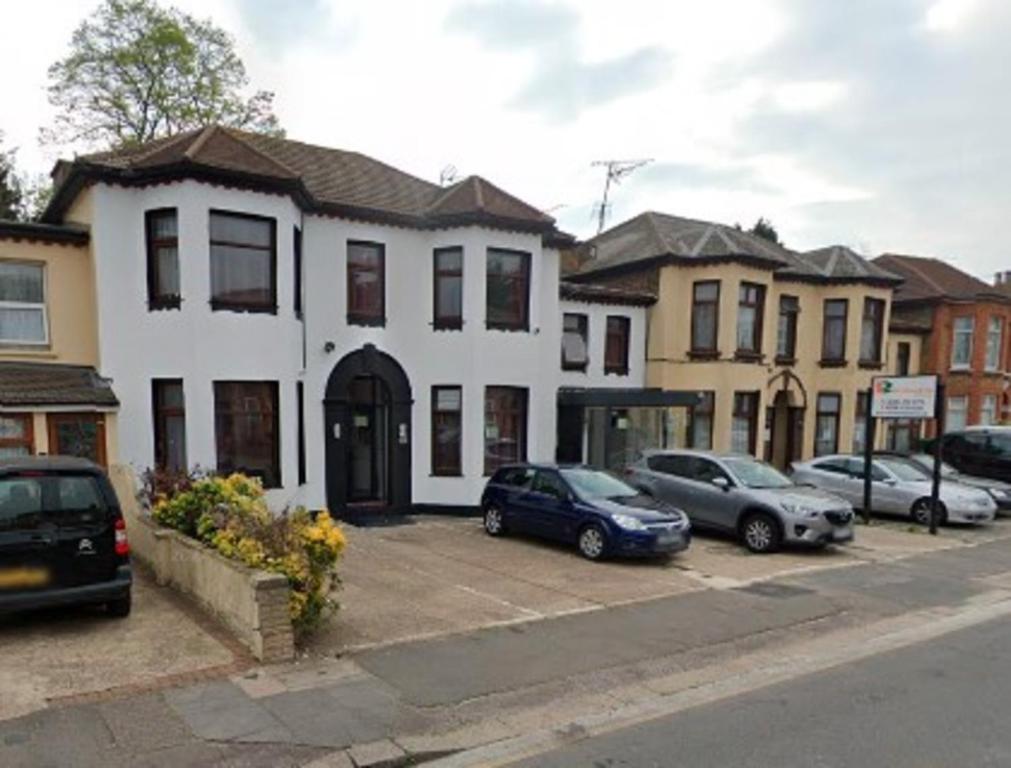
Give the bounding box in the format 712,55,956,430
0,238,99,366
0,212,116,464
645,261,896,461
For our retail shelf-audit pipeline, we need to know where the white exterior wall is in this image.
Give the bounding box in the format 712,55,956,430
90,182,305,508
86,179,653,512
558,299,647,389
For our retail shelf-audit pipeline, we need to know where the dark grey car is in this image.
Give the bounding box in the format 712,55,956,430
625,450,855,553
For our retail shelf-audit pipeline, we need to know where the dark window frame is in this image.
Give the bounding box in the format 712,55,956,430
208,209,278,314
433,246,464,330
776,295,799,363
485,248,531,332
484,386,528,475
213,380,281,488
432,385,463,476
859,298,886,367
561,312,589,371
690,280,721,358
735,282,766,358
821,298,849,366
152,378,186,472
0,413,34,457
814,392,842,457
293,227,303,319
896,341,911,376
145,208,181,310
347,240,386,327
686,391,715,449
296,381,306,485
731,391,759,455
604,315,631,375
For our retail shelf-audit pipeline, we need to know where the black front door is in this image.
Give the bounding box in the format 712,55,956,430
348,376,390,503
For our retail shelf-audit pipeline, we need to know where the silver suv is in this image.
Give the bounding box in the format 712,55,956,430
625,450,855,553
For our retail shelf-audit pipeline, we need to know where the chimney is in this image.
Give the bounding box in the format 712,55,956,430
996,270,1011,286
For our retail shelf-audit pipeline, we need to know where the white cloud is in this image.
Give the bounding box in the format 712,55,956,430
771,81,848,113
924,0,981,32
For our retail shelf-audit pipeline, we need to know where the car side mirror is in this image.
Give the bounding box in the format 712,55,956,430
712,477,731,491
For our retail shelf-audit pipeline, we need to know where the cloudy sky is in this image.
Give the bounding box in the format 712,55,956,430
2,0,1007,279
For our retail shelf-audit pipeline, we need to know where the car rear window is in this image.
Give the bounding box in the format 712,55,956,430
0,474,109,531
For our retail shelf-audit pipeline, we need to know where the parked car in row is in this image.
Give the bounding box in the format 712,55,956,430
790,454,996,526
481,464,691,561
885,452,1011,515
625,450,855,554
0,457,132,617
923,426,1011,483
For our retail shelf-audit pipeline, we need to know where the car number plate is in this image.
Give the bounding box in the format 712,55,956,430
832,529,852,542
0,567,50,590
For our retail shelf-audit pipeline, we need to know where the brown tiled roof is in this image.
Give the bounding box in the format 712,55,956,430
873,253,1008,303
569,212,897,286
559,281,656,307
45,126,557,236
0,220,89,246
0,363,118,407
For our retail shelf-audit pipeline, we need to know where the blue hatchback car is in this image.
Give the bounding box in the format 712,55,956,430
480,464,691,561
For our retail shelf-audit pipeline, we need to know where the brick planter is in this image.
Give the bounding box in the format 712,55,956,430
110,465,295,663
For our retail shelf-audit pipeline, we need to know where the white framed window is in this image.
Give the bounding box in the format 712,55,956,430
951,316,973,369
981,394,998,426
0,261,48,345
946,395,969,431
985,317,1003,371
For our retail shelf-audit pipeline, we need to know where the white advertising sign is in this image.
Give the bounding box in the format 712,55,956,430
871,375,938,419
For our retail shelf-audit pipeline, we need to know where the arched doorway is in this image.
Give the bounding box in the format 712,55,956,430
324,344,412,516
765,370,808,470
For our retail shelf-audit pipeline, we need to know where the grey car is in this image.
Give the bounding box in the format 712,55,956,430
899,452,1011,515
625,450,855,553
790,454,997,525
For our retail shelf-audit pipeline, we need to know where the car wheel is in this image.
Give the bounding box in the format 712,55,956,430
578,524,608,561
107,591,132,618
484,505,506,536
741,512,782,554
911,499,947,526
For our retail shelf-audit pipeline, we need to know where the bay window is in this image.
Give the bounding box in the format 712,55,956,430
821,299,848,363
213,381,280,487
152,379,187,472
484,386,527,474
486,249,530,331
777,295,798,361
209,211,276,312
433,247,463,330
146,208,180,309
691,281,720,355
736,282,765,356
860,298,885,364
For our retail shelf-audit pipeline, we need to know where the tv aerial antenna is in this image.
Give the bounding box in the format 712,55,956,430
591,158,652,234
440,164,459,186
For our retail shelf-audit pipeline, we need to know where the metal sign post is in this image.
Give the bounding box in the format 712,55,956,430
869,375,941,534
861,387,874,526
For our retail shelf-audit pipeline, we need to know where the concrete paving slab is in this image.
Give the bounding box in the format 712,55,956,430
0,569,237,721
347,738,406,767
164,681,287,742
97,692,192,753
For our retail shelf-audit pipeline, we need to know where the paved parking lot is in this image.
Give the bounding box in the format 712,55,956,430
314,515,1011,655
0,567,243,722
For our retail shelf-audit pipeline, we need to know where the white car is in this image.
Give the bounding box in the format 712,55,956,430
790,454,996,525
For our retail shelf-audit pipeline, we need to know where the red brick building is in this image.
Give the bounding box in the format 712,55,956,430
873,254,1011,435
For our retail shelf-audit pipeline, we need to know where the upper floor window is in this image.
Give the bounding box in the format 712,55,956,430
146,208,180,309
821,299,848,363
604,316,630,375
985,317,1004,371
691,280,720,355
736,282,765,356
486,249,530,331
347,241,385,326
776,295,798,361
433,247,463,330
561,313,588,371
209,211,276,313
860,298,885,364
0,261,47,345
896,341,911,375
293,227,303,318
951,316,974,369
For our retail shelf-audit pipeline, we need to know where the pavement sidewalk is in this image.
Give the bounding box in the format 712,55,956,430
4,535,1011,767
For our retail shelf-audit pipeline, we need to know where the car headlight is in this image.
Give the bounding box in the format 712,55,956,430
611,513,648,531
782,502,821,519
988,488,1008,501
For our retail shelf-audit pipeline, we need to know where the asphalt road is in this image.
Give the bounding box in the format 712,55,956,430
511,613,1011,768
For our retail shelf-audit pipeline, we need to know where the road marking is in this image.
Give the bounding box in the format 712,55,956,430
425,591,1011,768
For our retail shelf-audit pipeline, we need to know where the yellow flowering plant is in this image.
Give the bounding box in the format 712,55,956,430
146,471,345,639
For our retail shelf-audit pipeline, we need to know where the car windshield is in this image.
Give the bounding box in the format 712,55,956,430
877,457,931,482
911,454,958,477
722,458,793,489
561,469,639,500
